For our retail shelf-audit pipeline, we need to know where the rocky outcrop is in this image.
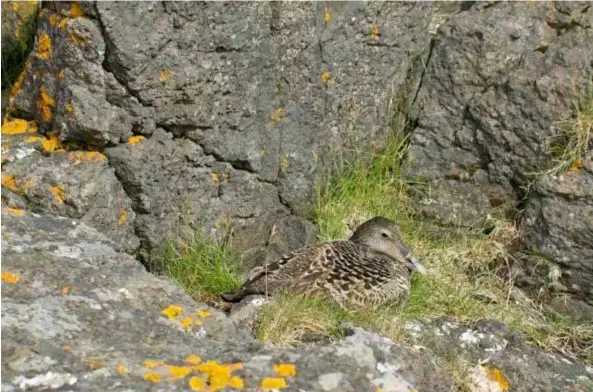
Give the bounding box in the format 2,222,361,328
4,1,465,264
401,1,593,301
1,210,458,392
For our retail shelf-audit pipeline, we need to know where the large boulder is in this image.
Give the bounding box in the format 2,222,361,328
1,210,457,392
403,1,593,227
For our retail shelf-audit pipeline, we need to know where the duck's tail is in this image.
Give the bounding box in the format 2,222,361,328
220,289,248,303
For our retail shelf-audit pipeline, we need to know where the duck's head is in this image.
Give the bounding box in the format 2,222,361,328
350,216,427,275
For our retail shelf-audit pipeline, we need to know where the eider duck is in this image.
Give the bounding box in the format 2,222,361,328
221,216,426,308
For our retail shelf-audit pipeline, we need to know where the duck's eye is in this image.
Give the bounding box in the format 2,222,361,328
381,232,389,238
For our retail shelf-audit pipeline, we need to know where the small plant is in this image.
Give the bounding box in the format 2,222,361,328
546,86,593,174
157,232,243,306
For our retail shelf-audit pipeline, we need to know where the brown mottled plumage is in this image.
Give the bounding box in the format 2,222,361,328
221,217,426,308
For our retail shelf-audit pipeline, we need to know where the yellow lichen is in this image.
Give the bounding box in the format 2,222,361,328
50,184,65,203
185,355,202,365
65,103,74,113
116,364,127,376
63,345,71,352
10,70,26,97
211,172,220,183
166,365,193,380
42,133,61,151
68,151,106,163
484,366,510,391
58,69,65,79
38,87,56,122
25,136,45,144
49,14,59,26
58,17,70,30
279,156,289,171
2,175,19,193
273,363,296,377
180,317,194,330
118,209,127,225
260,377,287,389
1,272,20,284
61,286,70,295
37,34,52,60
197,310,211,318
70,3,85,17
571,158,583,171
195,361,243,391
3,208,24,216
228,376,244,389
189,376,206,390
85,358,104,370
161,305,183,319
324,7,332,24
159,70,169,82
2,119,36,135
143,360,165,369
370,24,380,39
321,72,331,86
127,135,145,145
143,372,161,383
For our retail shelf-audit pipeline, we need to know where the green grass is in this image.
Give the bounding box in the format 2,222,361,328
545,86,592,174
157,232,243,306
256,123,593,368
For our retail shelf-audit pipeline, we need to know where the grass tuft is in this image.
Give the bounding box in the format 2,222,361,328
546,86,593,174
157,232,243,307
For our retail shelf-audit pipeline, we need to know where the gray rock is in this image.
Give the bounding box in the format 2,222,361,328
1,210,456,392
403,1,593,227
520,156,593,303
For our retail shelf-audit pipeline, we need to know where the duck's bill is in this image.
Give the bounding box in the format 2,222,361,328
406,256,427,275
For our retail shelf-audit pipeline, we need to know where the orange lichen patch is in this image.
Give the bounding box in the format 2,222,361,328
68,151,106,164
271,107,285,125
58,69,65,80
38,87,56,122
185,355,202,365
2,175,19,192
159,70,170,82
50,184,65,203
143,372,162,383
143,360,165,369
116,364,127,376
260,377,287,389
484,366,509,391
370,24,380,39
2,119,36,135
321,72,331,86
3,208,24,216
42,133,62,151
189,376,206,390
65,103,74,113
161,304,183,319
323,7,332,24
228,376,244,389
180,317,194,330
128,135,145,145
197,310,211,318
571,158,583,171
10,70,26,97
166,365,193,380
1,272,20,284
49,14,59,26
195,361,243,391
61,286,70,295
70,3,85,17
273,363,296,377
58,17,70,30
37,34,52,60
63,345,71,352
118,209,127,225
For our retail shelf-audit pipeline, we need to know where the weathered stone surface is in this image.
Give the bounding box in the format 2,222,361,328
1,142,138,253
520,156,593,304
404,1,593,227
1,211,457,392
403,318,593,392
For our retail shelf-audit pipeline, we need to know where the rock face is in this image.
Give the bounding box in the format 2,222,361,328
5,1,465,264
1,210,457,392
401,1,593,300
